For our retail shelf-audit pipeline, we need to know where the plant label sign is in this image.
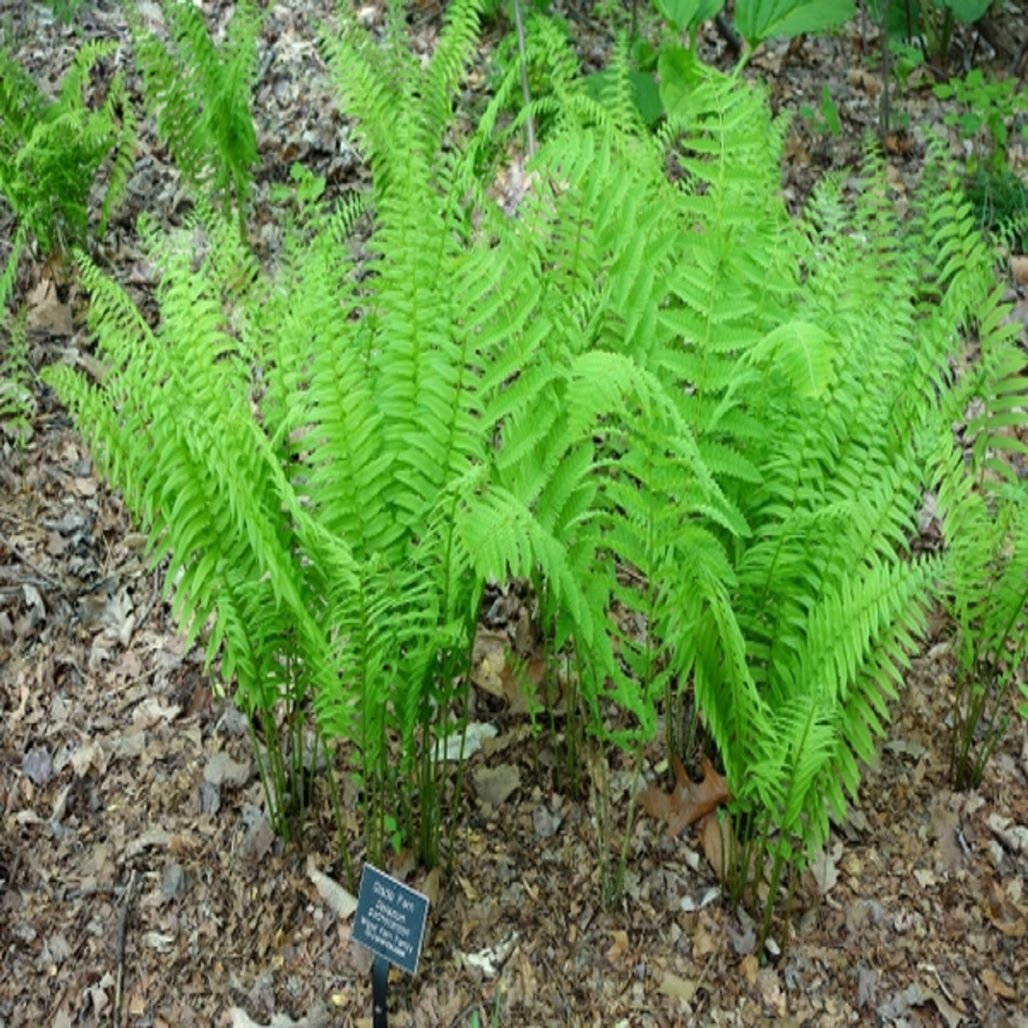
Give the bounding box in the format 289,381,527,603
352,864,429,975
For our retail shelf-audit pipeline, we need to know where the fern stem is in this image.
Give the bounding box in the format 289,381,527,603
510,0,536,158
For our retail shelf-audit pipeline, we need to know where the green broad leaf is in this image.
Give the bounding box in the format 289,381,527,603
942,0,990,23
658,45,704,119
655,0,725,31
734,0,855,44
583,70,664,127
749,320,834,399
628,70,664,127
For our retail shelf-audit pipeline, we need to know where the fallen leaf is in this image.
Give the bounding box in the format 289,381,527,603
930,806,963,871
25,277,73,336
141,931,175,952
204,751,252,789
639,755,729,837
460,930,518,977
809,838,842,894
605,930,629,963
658,970,697,1004
740,954,759,985
306,857,357,919
473,764,520,809
926,988,965,1028
440,721,497,761
1012,255,1028,286
471,629,508,699
21,746,53,786
981,968,1017,1000
421,866,441,908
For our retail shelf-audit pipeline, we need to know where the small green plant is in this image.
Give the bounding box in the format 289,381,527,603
46,0,88,25
131,0,260,238
872,0,990,62
798,84,842,137
586,0,856,128
933,68,1028,234
0,40,135,306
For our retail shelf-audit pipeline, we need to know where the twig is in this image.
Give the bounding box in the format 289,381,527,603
0,532,62,588
511,0,536,158
112,869,138,1028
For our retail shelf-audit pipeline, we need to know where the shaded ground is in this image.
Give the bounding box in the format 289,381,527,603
1,2,1027,1026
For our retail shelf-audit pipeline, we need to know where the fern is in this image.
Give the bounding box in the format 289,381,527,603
132,0,260,232
0,41,134,270
929,273,1028,788
44,2,1021,925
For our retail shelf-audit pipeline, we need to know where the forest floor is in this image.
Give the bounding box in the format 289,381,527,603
1,1,1027,1026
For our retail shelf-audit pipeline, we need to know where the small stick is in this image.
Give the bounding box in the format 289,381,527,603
511,0,536,158
112,869,138,1028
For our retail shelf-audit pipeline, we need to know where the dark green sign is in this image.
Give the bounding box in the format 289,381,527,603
352,864,429,976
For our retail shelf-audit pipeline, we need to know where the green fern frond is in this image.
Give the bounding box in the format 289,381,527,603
133,0,260,219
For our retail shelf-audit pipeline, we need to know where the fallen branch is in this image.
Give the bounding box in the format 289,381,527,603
112,869,138,1028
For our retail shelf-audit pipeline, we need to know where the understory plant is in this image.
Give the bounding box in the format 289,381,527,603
131,0,260,237
933,68,1028,236
45,0,1024,931
927,237,1028,787
0,40,134,311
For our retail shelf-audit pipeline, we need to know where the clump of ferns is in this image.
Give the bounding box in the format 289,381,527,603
928,294,1028,789
130,0,260,243
0,40,135,311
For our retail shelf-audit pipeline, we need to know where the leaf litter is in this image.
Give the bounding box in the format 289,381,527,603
0,0,1025,1025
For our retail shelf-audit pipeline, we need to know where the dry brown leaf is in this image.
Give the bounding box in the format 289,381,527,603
1011,255,1028,286
605,929,629,963
981,968,1017,1001
25,276,73,336
639,755,730,837
658,970,697,1004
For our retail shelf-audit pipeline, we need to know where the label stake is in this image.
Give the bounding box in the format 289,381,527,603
352,864,430,1028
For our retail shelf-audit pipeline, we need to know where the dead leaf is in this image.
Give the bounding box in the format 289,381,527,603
471,629,508,699
981,968,1017,1000
21,746,53,786
640,755,729,837
440,721,497,761
203,751,251,789
25,277,73,336
846,67,881,99
1012,255,1028,286
809,838,842,894
658,970,697,1004
473,764,520,809
605,930,629,963
926,988,965,1028
471,628,543,712
930,806,963,871
306,857,357,919
460,930,518,977
421,866,441,908
740,953,759,985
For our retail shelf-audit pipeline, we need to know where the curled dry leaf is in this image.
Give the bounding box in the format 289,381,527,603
639,755,730,837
